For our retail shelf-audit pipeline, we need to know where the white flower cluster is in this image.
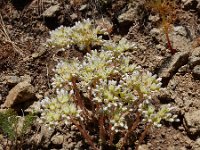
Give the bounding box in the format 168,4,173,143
40,89,81,127
47,19,108,51
51,58,80,88
47,19,136,53
103,38,136,54
139,102,179,127
39,19,178,136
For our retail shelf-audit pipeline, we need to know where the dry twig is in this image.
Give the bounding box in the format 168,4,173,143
0,13,24,56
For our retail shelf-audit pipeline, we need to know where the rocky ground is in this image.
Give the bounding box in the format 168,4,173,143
0,0,200,149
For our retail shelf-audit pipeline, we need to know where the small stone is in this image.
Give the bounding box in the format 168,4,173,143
51,134,64,145
20,74,32,83
150,28,161,36
42,5,60,17
178,64,189,74
158,88,174,103
31,45,47,59
158,51,190,79
183,110,200,134
118,8,136,25
178,126,184,131
138,45,147,51
70,13,78,20
156,44,166,51
192,65,200,79
189,57,200,67
148,14,160,22
189,47,200,67
40,125,55,148
36,93,43,100
3,81,36,107
79,4,88,11
138,144,149,150
174,26,187,36
96,18,113,34
4,76,21,85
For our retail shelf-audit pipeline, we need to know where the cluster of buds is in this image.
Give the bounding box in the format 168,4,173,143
139,101,179,127
39,19,179,148
103,38,136,54
40,89,82,127
47,19,108,51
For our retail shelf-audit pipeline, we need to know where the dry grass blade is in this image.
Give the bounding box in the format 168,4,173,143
0,13,24,56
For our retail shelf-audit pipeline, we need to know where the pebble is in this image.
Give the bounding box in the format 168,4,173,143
192,65,200,79
42,4,60,17
3,81,36,107
184,110,200,135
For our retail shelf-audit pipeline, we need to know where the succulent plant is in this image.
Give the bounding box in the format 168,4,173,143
39,19,178,149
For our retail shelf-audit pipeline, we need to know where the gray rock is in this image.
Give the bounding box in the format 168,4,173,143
191,47,200,56
148,14,160,23
31,45,47,59
174,26,187,37
189,47,200,67
178,64,189,74
34,126,55,148
184,110,200,134
4,76,21,85
138,144,149,150
171,26,191,51
158,51,190,79
3,81,36,107
118,8,136,25
189,57,200,67
51,134,64,145
70,13,78,20
3,75,31,86
150,28,161,36
192,65,200,79
156,44,165,51
79,4,88,11
20,74,32,83
42,5,60,17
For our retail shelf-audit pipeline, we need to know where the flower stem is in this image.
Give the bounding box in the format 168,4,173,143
71,118,99,150
120,112,141,149
135,123,153,150
99,115,106,145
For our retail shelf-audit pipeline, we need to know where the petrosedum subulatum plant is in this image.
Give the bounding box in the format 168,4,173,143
39,19,178,150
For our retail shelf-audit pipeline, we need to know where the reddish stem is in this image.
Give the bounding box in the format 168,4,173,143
108,124,114,146
71,118,99,150
71,77,84,109
71,77,91,119
163,24,176,54
99,115,106,145
120,112,141,149
135,123,153,150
